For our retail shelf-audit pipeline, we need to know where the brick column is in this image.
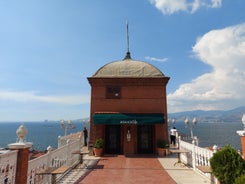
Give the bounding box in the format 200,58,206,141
240,135,245,159
237,131,245,159
14,148,30,184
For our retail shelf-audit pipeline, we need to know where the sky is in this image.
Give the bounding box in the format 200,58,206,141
0,0,245,121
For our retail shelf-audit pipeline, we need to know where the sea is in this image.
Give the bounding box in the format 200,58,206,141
0,121,85,151
0,121,243,151
171,121,243,150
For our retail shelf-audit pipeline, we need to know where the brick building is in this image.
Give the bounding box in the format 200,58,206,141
87,52,170,155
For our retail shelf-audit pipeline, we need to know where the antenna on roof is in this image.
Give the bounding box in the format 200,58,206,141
126,21,130,53
124,21,131,60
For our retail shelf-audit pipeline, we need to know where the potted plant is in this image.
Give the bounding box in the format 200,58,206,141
93,138,104,157
157,139,168,157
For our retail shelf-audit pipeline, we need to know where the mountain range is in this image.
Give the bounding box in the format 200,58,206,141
168,106,245,123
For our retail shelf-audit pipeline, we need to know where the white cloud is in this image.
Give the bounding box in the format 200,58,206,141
149,0,222,15
149,0,187,14
0,90,90,105
145,56,168,62
211,0,222,8
168,23,245,112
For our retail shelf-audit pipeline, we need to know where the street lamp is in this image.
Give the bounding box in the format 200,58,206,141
168,118,176,125
184,117,197,139
60,119,73,136
172,118,176,124
83,118,89,127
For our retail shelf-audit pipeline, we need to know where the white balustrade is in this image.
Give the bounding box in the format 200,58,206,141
58,132,82,148
0,150,18,184
28,152,50,184
178,137,217,183
178,137,214,167
27,139,81,184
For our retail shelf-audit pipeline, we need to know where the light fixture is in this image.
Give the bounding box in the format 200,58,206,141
184,117,198,139
60,119,73,136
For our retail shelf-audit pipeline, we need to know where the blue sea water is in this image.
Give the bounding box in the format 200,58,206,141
0,121,243,151
0,121,84,150
171,121,243,150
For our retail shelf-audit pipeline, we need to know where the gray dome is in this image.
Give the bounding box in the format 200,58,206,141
92,55,165,78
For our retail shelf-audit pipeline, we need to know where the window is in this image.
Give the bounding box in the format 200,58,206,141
106,86,121,99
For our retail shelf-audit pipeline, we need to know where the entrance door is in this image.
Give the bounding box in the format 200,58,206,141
105,125,121,154
137,125,153,154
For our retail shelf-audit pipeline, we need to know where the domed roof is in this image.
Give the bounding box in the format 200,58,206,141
92,52,165,78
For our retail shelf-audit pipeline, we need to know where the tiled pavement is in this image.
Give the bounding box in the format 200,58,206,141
58,149,211,184
57,155,99,184
77,155,176,184
158,155,211,184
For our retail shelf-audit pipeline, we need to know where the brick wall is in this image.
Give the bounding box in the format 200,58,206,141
88,77,169,154
240,136,245,159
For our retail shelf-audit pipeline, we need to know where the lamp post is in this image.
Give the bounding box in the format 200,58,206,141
171,118,176,124
168,118,176,125
60,119,73,136
184,117,197,139
83,118,89,127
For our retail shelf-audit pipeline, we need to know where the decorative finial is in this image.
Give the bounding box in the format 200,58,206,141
123,21,131,60
16,124,28,143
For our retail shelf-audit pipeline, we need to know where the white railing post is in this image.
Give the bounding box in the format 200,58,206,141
66,140,70,166
178,136,181,148
192,139,196,170
58,136,62,148
47,146,53,184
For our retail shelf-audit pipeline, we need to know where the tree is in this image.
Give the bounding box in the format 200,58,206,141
210,145,245,184
234,174,245,184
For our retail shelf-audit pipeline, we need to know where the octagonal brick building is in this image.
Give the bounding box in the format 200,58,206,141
87,52,170,155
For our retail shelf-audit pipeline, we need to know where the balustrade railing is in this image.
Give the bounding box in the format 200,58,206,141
0,150,18,184
58,132,83,148
178,136,218,183
178,137,214,167
27,138,81,184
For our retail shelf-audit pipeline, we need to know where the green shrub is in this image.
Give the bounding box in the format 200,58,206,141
94,138,104,148
157,139,168,148
234,174,245,184
210,145,245,184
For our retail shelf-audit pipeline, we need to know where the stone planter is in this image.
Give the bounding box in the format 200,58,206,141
157,148,166,157
93,148,103,157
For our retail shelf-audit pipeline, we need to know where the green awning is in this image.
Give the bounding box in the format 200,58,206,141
93,113,165,125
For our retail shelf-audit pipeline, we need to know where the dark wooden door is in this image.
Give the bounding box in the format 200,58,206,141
137,125,153,154
105,125,121,154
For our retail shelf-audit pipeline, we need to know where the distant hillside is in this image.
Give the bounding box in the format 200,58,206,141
168,106,245,123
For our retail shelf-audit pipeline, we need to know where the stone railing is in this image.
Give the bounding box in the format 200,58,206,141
0,150,18,184
27,139,81,184
178,137,214,167
58,132,83,148
178,137,219,184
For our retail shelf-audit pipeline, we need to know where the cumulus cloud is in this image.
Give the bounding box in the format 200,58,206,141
145,56,168,62
0,90,90,105
149,0,222,14
168,23,245,112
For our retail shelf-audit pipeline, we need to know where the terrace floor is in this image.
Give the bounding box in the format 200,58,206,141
58,150,212,184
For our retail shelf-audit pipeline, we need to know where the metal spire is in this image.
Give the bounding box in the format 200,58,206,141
124,21,131,60
126,21,129,53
